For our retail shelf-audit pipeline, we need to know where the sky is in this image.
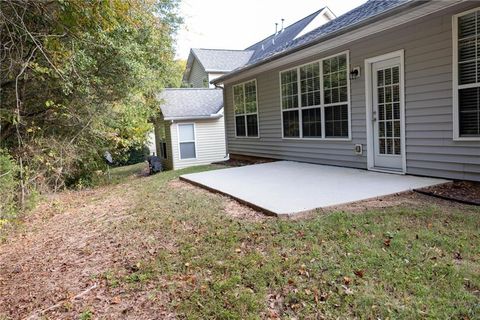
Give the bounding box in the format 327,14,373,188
175,0,368,60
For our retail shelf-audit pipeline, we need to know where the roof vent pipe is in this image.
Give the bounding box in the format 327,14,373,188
275,22,278,35
281,18,285,32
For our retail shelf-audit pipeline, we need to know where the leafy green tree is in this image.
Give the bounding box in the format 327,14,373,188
0,0,182,203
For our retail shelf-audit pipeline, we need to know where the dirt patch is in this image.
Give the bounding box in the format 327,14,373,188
288,191,478,220
0,181,174,319
168,179,198,191
170,179,268,222
416,181,480,205
223,198,269,222
213,157,275,168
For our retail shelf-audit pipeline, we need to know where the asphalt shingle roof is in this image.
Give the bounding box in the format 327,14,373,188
191,49,254,72
213,0,415,83
249,0,411,64
246,8,325,63
157,89,223,120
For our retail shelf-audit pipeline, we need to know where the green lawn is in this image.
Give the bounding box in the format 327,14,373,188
102,163,479,319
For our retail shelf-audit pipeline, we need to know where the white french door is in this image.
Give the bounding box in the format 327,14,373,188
366,51,406,173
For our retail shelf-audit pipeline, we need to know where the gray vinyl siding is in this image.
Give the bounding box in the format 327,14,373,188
224,3,480,181
188,58,208,88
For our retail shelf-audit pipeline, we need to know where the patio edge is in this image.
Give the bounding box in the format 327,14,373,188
179,176,286,217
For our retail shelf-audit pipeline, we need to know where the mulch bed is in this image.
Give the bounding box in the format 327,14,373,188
415,181,480,206
213,158,275,167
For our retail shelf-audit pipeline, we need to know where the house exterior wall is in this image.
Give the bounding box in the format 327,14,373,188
188,59,209,88
223,3,480,181
153,118,174,170
170,117,227,170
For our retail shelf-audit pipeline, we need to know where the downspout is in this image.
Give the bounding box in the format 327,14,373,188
215,83,229,160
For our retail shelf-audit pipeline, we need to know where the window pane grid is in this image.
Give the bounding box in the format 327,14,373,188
280,53,349,139
234,80,258,137
457,10,480,137
377,66,401,155
281,69,299,110
300,63,321,108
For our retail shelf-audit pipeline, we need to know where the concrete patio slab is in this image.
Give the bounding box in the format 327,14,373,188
180,161,449,216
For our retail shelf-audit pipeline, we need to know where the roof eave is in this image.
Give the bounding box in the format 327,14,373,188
164,113,224,121
212,0,429,85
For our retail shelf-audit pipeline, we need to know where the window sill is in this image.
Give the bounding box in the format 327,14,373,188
234,136,261,139
453,136,480,142
282,137,352,142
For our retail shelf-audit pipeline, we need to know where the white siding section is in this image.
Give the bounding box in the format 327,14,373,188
208,73,225,88
171,117,227,170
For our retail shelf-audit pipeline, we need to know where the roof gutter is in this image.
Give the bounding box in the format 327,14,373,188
212,0,429,85
164,113,223,122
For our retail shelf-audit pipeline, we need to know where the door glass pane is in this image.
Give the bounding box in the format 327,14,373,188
178,124,194,142
377,66,401,155
180,142,196,159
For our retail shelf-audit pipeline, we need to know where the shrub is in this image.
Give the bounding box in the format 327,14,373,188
0,149,19,221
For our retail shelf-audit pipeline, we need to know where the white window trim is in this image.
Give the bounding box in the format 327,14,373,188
278,50,352,141
452,7,480,141
177,123,198,160
364,49,406,174
233,79,260,139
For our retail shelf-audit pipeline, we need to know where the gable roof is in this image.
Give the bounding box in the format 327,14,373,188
183,49,254,83
246,7,331,63
213,0,424,84
193,48,254,73
157,89,223,120
183,8,335,83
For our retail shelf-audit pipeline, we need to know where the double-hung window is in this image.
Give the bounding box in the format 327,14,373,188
454,9,480,139
178,124,196,159
234,80,259,137
280,52,350,139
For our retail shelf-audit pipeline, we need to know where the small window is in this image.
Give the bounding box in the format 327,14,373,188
178,124,196,159
280,52,350,139
233,80,259,137
454,9,480,138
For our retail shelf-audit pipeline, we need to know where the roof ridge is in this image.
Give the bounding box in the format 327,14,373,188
193,48,253,53
163,88,222,90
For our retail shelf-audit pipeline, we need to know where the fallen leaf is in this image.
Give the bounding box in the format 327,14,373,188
343,276,352,285
384,238,391,247
354,270,365,278
111,296,121,304
320,292,328,301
